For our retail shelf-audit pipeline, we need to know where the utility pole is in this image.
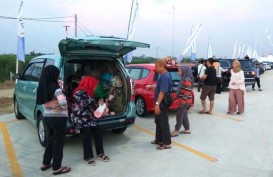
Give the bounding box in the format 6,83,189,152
75,14,77,37
63,25,70,39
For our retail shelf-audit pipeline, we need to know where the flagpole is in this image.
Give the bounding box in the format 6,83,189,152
127,0,134,39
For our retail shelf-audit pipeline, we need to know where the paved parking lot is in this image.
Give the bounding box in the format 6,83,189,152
1,71,273,177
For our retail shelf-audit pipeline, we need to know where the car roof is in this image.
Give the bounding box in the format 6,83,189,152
126,63,179,69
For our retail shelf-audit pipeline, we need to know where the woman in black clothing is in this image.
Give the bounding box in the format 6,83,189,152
37,65,71,175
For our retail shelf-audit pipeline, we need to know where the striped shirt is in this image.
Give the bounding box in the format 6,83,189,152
43,88,68,117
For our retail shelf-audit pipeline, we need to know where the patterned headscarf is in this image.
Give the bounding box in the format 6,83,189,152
176,65,194,97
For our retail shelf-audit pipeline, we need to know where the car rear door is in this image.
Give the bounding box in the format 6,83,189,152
58,36,150,60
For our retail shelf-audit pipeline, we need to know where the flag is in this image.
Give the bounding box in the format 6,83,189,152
240,44,245,59
127,0,139,39
17,0,25,62
126,0,139,63
232,41,238,59
191,25,197,60
237,43,241,59
207,38,212,58
177,23,202,63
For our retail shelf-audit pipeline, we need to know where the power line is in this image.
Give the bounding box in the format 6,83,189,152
0,15,93,37
0,15,74,22
77,25,88,36
24,18,74,22
77,20,93,35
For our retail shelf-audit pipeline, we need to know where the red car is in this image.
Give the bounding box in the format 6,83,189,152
126,63,194,117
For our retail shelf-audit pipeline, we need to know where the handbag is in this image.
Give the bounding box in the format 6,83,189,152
163,92,173,107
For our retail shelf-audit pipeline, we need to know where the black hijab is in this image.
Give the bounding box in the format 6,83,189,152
176,65,194,97
36,65,60,104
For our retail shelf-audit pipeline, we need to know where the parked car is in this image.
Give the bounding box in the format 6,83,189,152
191,63,199,83
263,61,272,70
126,63,194,117
13,36,150,147
218,59,255,89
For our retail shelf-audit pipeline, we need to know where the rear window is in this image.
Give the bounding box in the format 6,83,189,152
168,70,180,81
154,69,179,81
219,60,231,69
239,60,253,70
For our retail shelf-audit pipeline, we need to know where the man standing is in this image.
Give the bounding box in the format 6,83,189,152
252,63,262,91
151,59,172,150
199,58,217,115
197,59,206,92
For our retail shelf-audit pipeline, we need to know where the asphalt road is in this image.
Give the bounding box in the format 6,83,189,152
1,70,273,177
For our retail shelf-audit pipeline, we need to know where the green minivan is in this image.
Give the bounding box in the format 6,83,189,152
13,36,150,147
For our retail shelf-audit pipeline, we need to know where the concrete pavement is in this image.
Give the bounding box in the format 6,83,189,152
1,71,273,177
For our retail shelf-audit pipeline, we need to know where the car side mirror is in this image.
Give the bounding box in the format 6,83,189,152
13,73,21,79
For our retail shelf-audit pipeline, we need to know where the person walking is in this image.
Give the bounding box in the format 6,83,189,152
252,63,262,91
199,58,217,115
70,76,110,166
36,65,71,175
227,60,245,115
151,59,172,150
170,65,193,137
197,59,206,92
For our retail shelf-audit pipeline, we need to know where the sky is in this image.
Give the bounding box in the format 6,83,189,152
1,0,273,59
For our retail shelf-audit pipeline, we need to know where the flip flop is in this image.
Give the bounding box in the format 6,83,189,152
198,110,207,114
53,167,71,175
157,145,171,150
40,163,53,171
170,133,179,137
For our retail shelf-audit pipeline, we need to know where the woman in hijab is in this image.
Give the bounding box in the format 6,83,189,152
70,76,110,166
36,65,71,175
227,60,245,115
171,65,194,137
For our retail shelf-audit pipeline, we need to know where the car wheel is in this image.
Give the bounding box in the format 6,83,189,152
112,127,127,134
14,98,24,120
135,97,147,117
38,114,48,147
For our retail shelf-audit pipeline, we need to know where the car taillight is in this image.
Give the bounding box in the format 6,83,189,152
146,84,156,90
130,78,135,102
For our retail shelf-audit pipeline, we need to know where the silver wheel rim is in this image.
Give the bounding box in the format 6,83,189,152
39,120,45,142
136,98,145,116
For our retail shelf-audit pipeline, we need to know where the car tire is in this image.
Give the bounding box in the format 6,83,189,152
14,98,24,120
38,114,48,147
135,97,147,117
112,127,127,134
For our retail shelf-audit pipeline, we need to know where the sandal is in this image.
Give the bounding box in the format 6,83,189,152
97,154,110,162
170,131,179,137
53,166,71,175
150,140,163,145
40,163,53,171
85,158,96,166
179,130,191,134
157,145,171,150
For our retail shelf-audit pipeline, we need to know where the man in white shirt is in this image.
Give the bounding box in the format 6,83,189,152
197,59,206,92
